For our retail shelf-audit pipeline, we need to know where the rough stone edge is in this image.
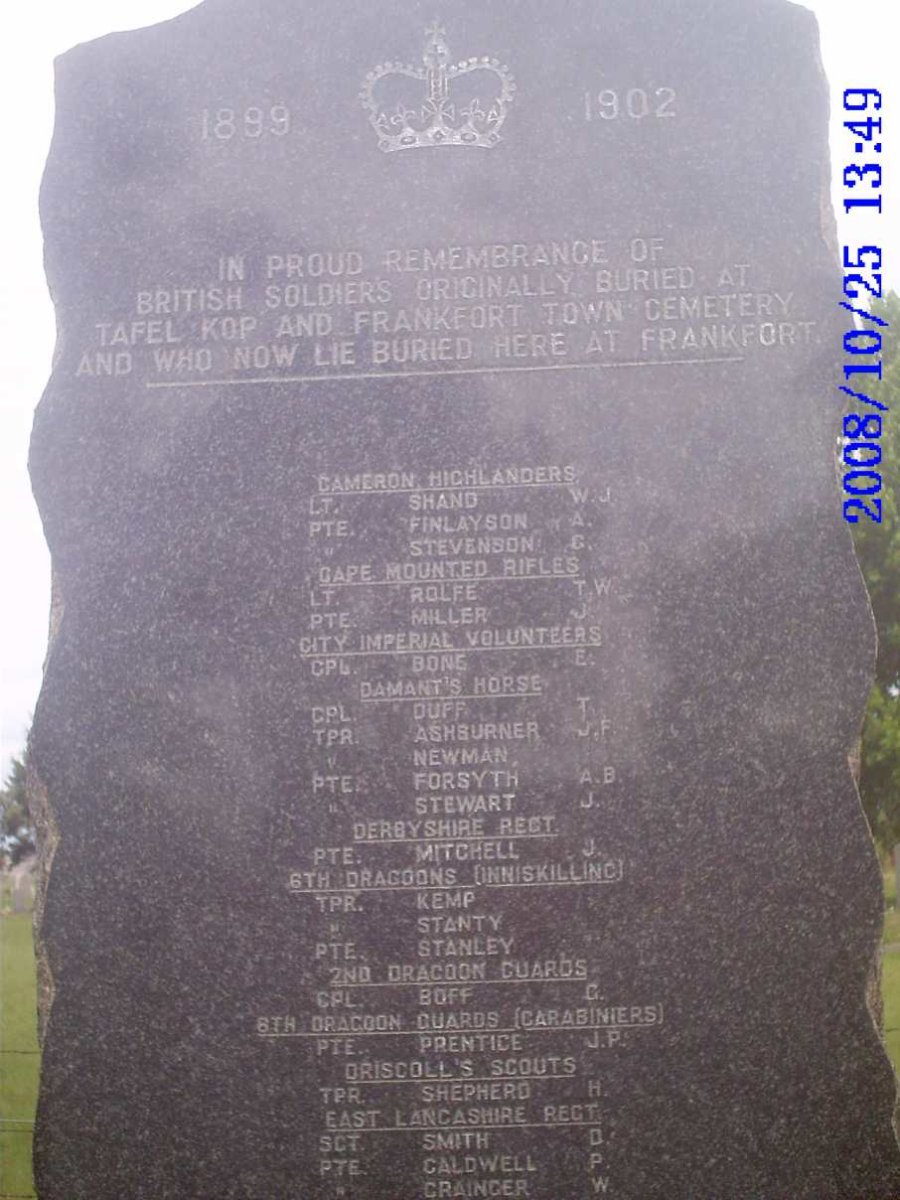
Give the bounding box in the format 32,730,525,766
25,0,208,1070
26,568,64,1049
804,0,900,1142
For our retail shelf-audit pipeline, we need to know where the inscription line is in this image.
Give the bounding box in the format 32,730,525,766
145,356,744,390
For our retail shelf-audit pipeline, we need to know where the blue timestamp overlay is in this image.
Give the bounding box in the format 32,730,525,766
840,88,888,525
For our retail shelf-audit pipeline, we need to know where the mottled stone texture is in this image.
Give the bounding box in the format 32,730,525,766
30,1,900,1197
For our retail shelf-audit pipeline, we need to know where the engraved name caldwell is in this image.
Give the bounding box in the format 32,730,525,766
28,2,900,1198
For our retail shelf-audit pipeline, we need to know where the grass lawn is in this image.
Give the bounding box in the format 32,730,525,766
883,952,900,1073
0,912,39,1199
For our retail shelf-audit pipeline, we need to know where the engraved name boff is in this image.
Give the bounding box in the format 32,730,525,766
30,1,900,1198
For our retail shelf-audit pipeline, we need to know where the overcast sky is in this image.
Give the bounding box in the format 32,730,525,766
0,0,897,779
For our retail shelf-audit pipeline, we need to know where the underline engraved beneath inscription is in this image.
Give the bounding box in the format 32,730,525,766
143,355,745,389
289,880,620,894
323,485,574,496
482,880,615,889
327,576,583,589
299,645,592,660
260,1024,656,1039
360,691,544,704
348,1122,603,1134
325,975,577,990
353,1073,579,1087
353,834,559,844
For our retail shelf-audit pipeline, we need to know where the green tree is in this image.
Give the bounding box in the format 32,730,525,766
0,755,34,866
850,291,900,849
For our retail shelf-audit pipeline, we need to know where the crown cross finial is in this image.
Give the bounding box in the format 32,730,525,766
423,19,450,100
360,21,516,153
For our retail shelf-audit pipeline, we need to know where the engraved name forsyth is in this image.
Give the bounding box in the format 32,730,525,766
29,2,900,1199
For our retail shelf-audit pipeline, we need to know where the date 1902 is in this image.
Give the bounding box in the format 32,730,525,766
840,88,888,526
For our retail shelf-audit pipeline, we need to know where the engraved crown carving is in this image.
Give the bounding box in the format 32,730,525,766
360,21,516,152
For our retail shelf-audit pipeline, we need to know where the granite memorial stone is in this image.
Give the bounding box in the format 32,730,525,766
29,0,900,1197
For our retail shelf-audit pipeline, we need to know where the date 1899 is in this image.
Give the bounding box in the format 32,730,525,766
840,88,888,526
201,105,291,140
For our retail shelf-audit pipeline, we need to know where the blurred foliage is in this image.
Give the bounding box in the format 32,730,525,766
849,293,900,850
1,756,34,867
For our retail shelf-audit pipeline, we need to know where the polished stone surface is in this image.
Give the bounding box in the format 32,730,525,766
30,1,900,1196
